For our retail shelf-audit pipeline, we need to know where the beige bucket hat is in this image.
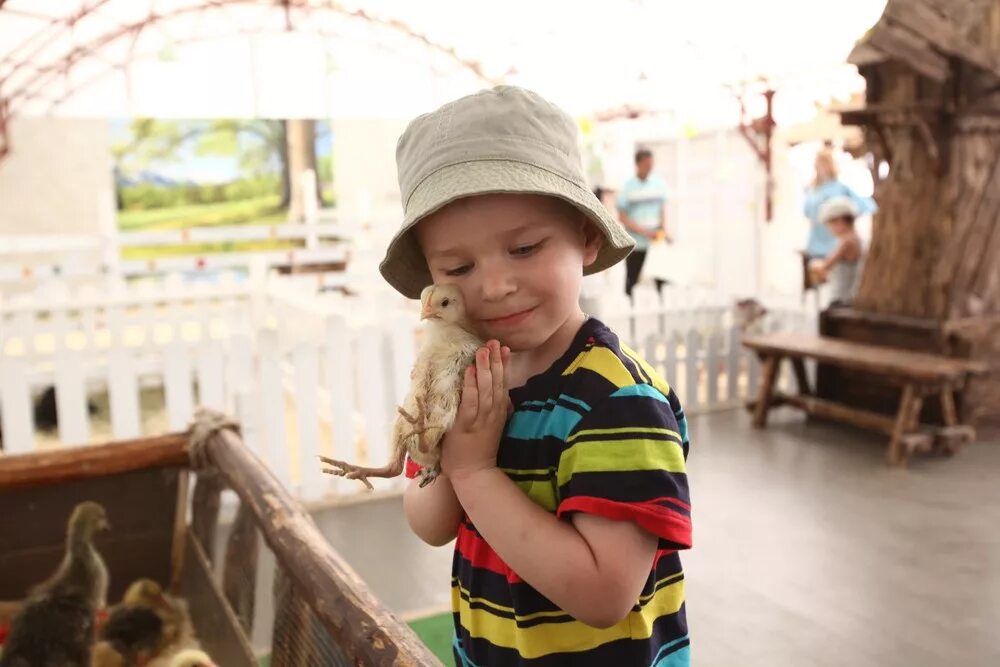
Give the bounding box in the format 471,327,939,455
818,196,859,225
379,85,635,298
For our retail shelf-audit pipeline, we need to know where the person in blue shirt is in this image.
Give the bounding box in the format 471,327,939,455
616,148,670,297
803,147,876,259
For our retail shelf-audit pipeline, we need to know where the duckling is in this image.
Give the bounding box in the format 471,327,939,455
31,501,110,611
168,649,217,667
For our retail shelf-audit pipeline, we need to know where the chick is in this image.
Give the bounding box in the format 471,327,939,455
31,501,110,611
167,649,217,667
322,284,483,489
0,591,95,667
94,603,163,666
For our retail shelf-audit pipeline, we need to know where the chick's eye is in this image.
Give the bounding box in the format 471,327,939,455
441,298,450,307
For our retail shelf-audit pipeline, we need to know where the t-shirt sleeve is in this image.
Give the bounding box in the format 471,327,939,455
555,384,692,550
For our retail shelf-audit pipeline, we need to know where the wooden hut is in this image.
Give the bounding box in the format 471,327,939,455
821,0,1000,431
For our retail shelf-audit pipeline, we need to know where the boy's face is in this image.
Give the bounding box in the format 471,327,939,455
826,216,853,237
416,193,602,352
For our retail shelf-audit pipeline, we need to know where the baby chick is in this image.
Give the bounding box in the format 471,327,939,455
94,602,163,666
321,284,483,489
167,649,217,667
0,591,95,667
31,501,110,611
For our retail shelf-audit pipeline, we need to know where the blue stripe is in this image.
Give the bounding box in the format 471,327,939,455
521,393,591,412
676,413,689,443
650,635,691,667
453,635,479,667
610,384,668,402
507,405,584,440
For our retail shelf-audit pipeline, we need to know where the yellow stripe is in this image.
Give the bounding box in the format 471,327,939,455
513,478,557,512
561,346,635,388
621,343,673,397
558,437,686,486
567,426,681,443
451,578,685,659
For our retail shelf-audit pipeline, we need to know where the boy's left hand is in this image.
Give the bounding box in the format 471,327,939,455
440,340,511,483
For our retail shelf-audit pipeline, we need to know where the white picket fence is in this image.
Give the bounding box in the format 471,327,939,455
1,278,815,502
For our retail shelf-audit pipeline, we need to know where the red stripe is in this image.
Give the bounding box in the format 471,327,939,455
455,524,524,584
556,496,693,548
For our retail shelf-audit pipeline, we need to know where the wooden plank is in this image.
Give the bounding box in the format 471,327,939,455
885,0,1000,76
108,345,141,439
164,341,195,432
0,433,188,491
196,341,226,410
197,425,442,666
888,384,919,466
776,391,897,434
792,358,812,396
258,328,291,487
294,343,325,502
272,568,352,667
726,327,741,402
684,329,699,409
54,349,89,445
867,21,951,81
0,355,34,453
753,356,780,428
742,333,988,381
180,529,258,667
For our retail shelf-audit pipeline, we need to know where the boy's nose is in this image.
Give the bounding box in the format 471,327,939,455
480,267,517,302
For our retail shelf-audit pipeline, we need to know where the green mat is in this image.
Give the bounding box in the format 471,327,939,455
409,611,454,665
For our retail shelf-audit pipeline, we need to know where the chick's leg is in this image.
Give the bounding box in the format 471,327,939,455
319,401,422,490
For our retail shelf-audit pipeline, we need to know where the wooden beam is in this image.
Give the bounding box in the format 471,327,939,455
199,427,442,667
886,0,1000,77
0,432,188,491
753,356,781,428
867,21,950,81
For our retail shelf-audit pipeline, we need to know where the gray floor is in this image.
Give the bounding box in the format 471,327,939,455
685,409,1000,667
313,408,1000,666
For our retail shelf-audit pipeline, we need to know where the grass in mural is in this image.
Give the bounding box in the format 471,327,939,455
118,196,286,231
121,238,301,261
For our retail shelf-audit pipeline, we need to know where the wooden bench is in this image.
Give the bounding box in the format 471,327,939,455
742,332,990,466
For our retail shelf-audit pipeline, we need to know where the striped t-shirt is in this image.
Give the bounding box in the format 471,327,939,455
409,317,692,666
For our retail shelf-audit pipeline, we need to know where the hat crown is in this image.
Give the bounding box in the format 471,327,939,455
396,86,585,210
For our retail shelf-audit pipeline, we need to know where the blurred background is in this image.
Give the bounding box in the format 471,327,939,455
1,1,998,666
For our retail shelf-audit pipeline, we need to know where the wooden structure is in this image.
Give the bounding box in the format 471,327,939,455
744,333,988,466
0,413,441,666
824,0,1000,430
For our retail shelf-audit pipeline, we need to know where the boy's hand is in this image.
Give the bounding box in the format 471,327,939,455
440,340,511,483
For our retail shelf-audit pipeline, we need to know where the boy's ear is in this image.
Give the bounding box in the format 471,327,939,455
581,220,603,268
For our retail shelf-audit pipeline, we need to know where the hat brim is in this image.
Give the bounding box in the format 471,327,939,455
379,160,635,299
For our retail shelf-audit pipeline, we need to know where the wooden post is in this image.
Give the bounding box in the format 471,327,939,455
753,355,781,427
887,384,918,466
191,472,223,566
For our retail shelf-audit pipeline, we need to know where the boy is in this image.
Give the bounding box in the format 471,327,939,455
808,196,865,305
380,86,692,666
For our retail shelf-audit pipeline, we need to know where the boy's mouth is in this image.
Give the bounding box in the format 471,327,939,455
482,307,535,327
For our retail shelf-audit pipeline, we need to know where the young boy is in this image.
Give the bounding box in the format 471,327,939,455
808,196,865,305
380,86,692,666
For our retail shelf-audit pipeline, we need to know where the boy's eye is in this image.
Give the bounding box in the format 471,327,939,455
511,242,542,256
445,265,471,277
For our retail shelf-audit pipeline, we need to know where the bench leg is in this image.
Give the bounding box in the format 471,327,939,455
887,384,922,467
753,355,781,428
792,358,812,396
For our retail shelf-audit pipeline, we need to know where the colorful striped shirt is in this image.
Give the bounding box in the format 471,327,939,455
408,317,692,666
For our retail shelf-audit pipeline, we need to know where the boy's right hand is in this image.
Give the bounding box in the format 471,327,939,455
440,341,511,484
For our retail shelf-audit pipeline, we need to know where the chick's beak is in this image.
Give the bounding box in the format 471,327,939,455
100,518,111,531
420,306,438,320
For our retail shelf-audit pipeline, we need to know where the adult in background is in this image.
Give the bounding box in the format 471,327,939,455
617,148,670,297
803,146,876,261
